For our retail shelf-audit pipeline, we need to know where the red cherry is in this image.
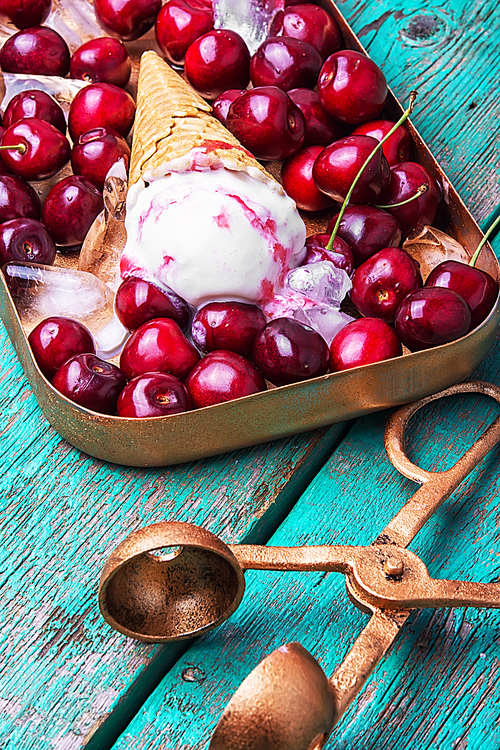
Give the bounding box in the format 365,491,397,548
288,88,344,147
0,26,70,76
94,0,162,41
281,145,333,212
68,82,136,142
120,318,200,381
0,0,51,29
155,0,214,67
0,217,55,266
395,287,471,351
52,353,127,414
212,89,246,127
253,317,329,385
3,90,66,134
117,372,192,417
184,29,250,101
352,120,412,167
0,127,13,175
71,127,131,191
42,176,104,247
318,50,387,125
191,301,266,358
115,277,191,331
28,317,95,381
330,317,402,371
327,205,402,266
185,350,266,408
269,3,343,60
303,233,354,276
381,161,442,235
0,174,41,223
0,118,70,181
70,37,132,87
250,37,322,92
226,86,305,161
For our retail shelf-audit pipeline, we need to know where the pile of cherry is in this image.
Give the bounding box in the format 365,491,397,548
1,0,499,419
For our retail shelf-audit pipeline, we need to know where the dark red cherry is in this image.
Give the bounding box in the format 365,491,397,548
313,135,390,205
0,217,55,266
212,89,246,127
226,86,305,161
330,317,402,371
120,317,200,381
1,0,51,29
52,353,127,414
94,0,162,41
395,287,471,351
115,276,191,331
28,317,95,380
269,3,343,60
191,301,266,358
0,127,12,175
71,127,131,191
3,90,66,134
318,50,387,125
68,82,136,141
117,372,192,417
42,176,104,247
352,119,412,167
155,0,214,67
351,247,423,323
0,174,41,224
425,260,499,330
303,233,354,276
281,145,333,212
0,26,70,76
70,37,132,87
0,118,70,180
185,350,266,408
185,29,250,100
327,205,402,267
253,317,329,385
288,88,344,147
381,161,442,236
250,37,322,92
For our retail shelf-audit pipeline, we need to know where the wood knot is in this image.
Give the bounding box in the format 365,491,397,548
400,14,449,46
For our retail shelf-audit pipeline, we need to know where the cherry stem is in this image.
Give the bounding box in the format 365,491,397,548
326,91,418,252
375,183,428,209
0,143,27,155
470,212,500,267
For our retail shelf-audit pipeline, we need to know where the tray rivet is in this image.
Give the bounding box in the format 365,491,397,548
384,558,404,576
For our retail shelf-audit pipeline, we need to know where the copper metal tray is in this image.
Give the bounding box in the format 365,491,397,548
1,1,499,467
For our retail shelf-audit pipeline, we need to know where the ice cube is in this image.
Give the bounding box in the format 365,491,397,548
286,260,352,306
94,315,129,360
296,305,355,345
213,0,284,55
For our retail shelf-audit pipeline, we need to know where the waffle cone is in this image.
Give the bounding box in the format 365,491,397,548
129,50,274,188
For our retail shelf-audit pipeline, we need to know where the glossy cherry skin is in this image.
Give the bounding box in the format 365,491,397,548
381,161,442,236
3,90,66,134
288,88,344,147
0,118,70,180
185,30,250,100
0,217,55,266
351,247,422,323
117,372,192,417
0,174,40,224
42,176,104,247
0,27,70,76
28,317,95,381
52,353,127,414
155,0,214,66
330,316,402,371
70,38,131,87
318,50,387,125
120,318,200,381
0,0,51,29
303,233,354,276
68,83,136,141
253,317,329,386
0,127,12,175
191,302,266,359
212,89,246,127
395,287,471,351
227,87,305,161
269,3,343,60
71,127,131,191
281,145,333,212
352,120,412,167
94,0,162,41
185,350,266,408
327,205,402,267
313,135,390,205
425,260,499,331
250,37,322,92
115,277,191,332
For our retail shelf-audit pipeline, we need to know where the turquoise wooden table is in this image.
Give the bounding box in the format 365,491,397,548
1,1,500,748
